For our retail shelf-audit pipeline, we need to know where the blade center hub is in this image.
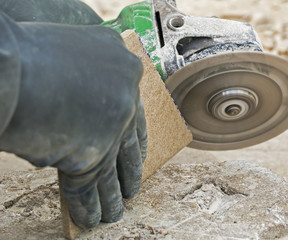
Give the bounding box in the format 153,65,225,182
225,105,242,116
208,88,259,121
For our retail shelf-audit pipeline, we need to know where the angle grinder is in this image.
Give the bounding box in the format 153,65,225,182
102,0,288,150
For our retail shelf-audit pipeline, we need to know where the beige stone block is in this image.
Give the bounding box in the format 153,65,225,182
121,30,192,181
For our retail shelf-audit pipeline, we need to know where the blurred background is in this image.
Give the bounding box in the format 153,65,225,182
84,0,288,59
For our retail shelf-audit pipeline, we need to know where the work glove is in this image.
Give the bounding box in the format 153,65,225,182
0,12,147,228
0,0,102,24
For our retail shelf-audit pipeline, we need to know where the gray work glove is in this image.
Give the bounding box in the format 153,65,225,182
0,11,147,228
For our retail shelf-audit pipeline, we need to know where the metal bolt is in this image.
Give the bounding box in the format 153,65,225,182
225,105,242,116
168,16,185,31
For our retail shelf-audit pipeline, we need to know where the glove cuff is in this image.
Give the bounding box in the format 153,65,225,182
0,12,21,135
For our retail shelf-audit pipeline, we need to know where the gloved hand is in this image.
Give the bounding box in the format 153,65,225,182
0,12,147,228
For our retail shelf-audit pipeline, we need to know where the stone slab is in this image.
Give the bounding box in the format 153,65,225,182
76,160,288,240
1,160,288,239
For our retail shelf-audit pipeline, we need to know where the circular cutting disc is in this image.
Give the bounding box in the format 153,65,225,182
165,52,288,150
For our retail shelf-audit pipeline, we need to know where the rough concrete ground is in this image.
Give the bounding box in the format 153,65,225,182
1,159,288,239
1,0,288,239
172,130,288,181
79,160,288,240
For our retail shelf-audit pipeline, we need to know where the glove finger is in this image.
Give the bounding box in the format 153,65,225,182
97,163,124,223
137,99,147,163
58,169,102,229
117,128,142,199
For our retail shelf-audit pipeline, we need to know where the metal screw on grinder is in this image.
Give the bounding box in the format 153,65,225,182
167,16,185,30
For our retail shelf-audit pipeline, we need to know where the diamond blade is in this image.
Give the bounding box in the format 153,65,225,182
165,52,288,150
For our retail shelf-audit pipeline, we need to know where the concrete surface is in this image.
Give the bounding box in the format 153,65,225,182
1,158,288,239
1,131,288,239
171,131,288,181
76,160,288,240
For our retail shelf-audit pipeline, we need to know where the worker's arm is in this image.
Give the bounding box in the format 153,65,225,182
0,11,147,228
0,0,102,24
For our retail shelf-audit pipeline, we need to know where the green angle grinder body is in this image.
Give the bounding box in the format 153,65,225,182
102,0,288,150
